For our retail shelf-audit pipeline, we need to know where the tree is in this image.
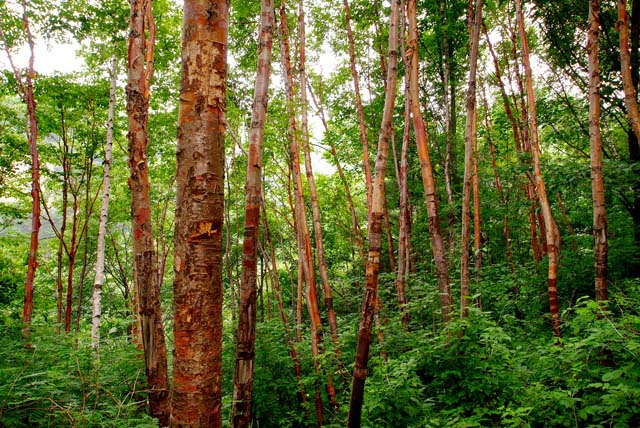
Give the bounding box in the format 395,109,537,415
171,0,228,425
126,0,169,423
515,0,561,338
0,0,40,340
232,0,274,425
460,0,483,318
588,0,608,304
348,0,400,425
91,52,118,350
406,0,452,322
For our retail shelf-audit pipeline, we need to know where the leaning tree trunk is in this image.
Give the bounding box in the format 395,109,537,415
406,0,452,323
343,0,373,215
232,0,274,426
171,0,228,426
92,52,118,351
126,0,170,425
279,1,326,423
515,0,561,338
460,0,483,318
588,0,609,305
348,0,400,425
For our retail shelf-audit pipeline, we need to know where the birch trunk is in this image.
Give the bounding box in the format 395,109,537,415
348,0,400,424
279,1,325,423
343,0,373,215
516,0,561,338
232,0,274,425
460,0,483,318
92,53,117,350
406,0,452,322
589,0,609,305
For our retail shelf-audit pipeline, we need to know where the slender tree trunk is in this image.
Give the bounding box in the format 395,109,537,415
171,0,228,426
343,0,373,215
260,196,308,407
279,2,325,423
298,0,340,361
126,0,170,424
618,0,640,268
589,0,609,305
232,1,274,425
348,0,400,425
406,0,452,323
516,0,561,338
441,0,455,210
92,53,117,350
306,80,366,264
0,1,41,339
460,0,483,318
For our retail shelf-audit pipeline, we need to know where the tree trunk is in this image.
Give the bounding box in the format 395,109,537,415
516,0,561,338
298,0,340,363
171,0,228,426
92,53,117,350
460,0,483,318
589,0,609,305
0,1,41,340
126,0,170,424
343,0,373,216
348,0,400,425
279,1,325,424
406,0,452,323
232,1,274,425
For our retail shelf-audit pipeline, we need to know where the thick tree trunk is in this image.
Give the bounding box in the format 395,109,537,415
516,0,561,338
460,0,483,318
126,0,170,425
232,1,274,426
92,53,117,350
589,0,609,304
348,0,400,425
171,0,228,426
406,0,452,323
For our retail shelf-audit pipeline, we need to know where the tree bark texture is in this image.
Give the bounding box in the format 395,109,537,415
343,0,373,216
460,0,483,318
589,0,609,304
516,0,561,338
171,1,228,426
406,0,452,323
348,0,400,425
232,0,274,426
127,0,170,424
279,1,325,424
92,53,117,350
0,0,42,339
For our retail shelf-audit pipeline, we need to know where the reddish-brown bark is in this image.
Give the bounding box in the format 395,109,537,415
406,0,452,322
232,1,274,426
516,0,561,339
279,1,325,423
589,0,609,305
126,0,170,424
343,0,373,215
171,1,228,426
348,0,400,425
0,1,41,339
